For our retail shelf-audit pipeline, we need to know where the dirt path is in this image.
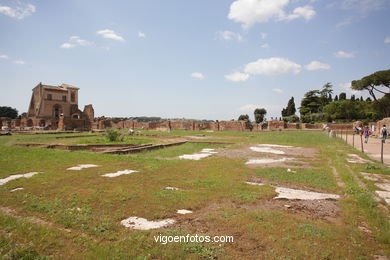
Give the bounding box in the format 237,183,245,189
342,134,390,167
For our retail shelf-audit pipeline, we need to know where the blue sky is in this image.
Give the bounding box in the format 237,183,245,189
0,0,389,120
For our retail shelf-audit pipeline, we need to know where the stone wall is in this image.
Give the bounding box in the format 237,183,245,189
170,120,194,130
301,123,323,129
377,118,390,135
219,121,246,131
3,115,390,134
268,120,286,131
286,123,299,129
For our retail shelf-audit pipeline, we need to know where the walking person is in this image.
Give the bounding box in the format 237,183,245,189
363,126,371,143
381,124,388,143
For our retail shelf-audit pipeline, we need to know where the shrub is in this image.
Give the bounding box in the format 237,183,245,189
105,129,122,142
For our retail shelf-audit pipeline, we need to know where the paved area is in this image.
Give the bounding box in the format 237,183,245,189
342,134,390,167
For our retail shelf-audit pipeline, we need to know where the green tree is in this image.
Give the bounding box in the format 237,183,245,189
282,97,296,117
300,90,321,116
351,69,390,101
351,95,355,101
238,114,249,121
254,108,267,123
334,95,338,101
0,106,18,119
318,82,333,109
286,97,296,116
339,92,347,100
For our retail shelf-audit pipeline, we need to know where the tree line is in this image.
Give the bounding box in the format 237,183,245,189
237,69,390,124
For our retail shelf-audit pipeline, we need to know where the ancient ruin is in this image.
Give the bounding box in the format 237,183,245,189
0,82,387,134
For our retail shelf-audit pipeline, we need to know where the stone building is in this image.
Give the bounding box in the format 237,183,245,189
18,83,94,130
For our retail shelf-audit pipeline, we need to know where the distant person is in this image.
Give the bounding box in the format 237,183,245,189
363,126,371,144
381,124,388,143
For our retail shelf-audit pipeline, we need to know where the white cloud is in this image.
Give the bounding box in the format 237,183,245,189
0,3,35,20
239,104,259,111
14,60,25,65
272,88,284,94
261,32,267,39
228,0,316,28
0,54,9,59
244,57,301,76
217,30,243,41
225,72,250,82
191,72,204,80
69,36,91,46
334,50,355,58
305,61,331,71
60,43,75,49
339,82,359,95
138,31,146,38
97,29,125,42
260,43,269,48
283,5,316,20
385,36,390,44
60,36,92,49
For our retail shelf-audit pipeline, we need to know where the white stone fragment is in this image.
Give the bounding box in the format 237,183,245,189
0,172,41,186
179,153,212,160
201,148,218,154
177,209,192,214
361,172,380,181
375,191,390,204
250,146,285,154
102,169,138,178
346,154,369,164
257,144,293,148
10,187,24,192
245,181,265,186
201,148,215,152
274,187,340,200
375,183,390,192
120,216,175,230
244,181,340,200
67,164,99,170
165,187,179,190
179,148,218,160
245,158,292,165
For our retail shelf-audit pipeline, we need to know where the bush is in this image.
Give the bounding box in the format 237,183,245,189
105,129,122,142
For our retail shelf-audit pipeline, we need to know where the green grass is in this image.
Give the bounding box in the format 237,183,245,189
0,130,389,259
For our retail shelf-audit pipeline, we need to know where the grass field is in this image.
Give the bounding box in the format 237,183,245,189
0,130,389,259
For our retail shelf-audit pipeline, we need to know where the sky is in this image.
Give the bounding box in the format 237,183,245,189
0,0,389,121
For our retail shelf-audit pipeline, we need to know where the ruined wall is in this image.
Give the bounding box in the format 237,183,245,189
301,123,323,130
286,123,299,129
219,121,245,131
267,120,286,131
377,118,390,135
170,120,193,130
61,118,88,130
83,104,94,121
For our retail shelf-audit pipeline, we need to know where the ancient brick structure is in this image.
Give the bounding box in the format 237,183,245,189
376,118,390,135
301,123,324,130
1,83,94,131
267,120,286,131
